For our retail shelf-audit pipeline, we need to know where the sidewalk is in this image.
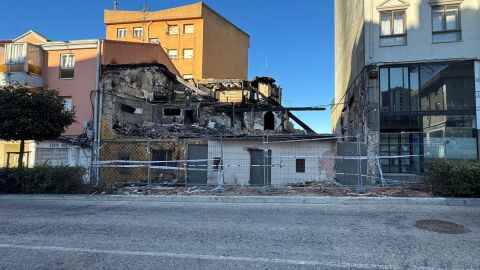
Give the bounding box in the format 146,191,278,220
1,194,479,206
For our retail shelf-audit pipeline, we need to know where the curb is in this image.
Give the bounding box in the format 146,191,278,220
1,194,480,206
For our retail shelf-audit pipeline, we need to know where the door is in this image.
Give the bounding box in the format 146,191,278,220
249,149,271,186
187,144,208,185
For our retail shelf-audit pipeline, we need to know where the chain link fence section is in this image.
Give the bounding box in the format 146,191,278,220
98,139,214,187
97,136,340,188
96,134,431,190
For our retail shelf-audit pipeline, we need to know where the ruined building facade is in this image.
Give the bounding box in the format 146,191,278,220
99,64,299,141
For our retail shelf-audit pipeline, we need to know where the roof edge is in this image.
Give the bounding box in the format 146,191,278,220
200,2,250,38
13,30,49,43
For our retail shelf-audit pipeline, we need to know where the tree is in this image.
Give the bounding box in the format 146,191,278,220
0,86,75,168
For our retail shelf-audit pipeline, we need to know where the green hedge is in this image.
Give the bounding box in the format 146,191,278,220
0,166,92,194
424,159,480,197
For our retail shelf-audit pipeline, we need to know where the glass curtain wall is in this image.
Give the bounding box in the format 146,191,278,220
379,61,477,173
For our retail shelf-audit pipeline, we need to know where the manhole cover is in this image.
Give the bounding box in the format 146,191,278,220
415,219,465,234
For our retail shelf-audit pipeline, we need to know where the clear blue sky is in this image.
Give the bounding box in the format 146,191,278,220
1,0,334,133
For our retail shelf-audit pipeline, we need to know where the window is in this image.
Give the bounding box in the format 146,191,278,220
419,62,475,111
6,151,30,168
117,153,130,175
167,49,178,59
60,54,75,79
117,28,126,38
296,159,305,173
213,157,221,170
62,97,73,112
149,38,159,44
164,108,181,116
133,27,143,38
5,43,25,64
167,25,179,35
432,5,461,43
184,24,194,34
379,133,415,173
380,66,419,112
380,10,406,46
183,49,193,59
183,74,194,80
5,43,26,72
152,149,173,167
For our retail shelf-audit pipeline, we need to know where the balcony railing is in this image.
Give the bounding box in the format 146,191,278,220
0,43,43,75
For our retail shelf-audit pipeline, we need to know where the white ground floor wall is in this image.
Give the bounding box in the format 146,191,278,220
207,139,335,186
35,141,91,180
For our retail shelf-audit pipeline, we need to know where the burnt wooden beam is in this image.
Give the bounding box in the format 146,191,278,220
286,111,316,133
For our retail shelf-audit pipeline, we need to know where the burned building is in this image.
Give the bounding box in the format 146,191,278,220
99,64,311,139
96,63,331,185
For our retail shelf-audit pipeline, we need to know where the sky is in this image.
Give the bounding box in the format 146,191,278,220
1,0,335,133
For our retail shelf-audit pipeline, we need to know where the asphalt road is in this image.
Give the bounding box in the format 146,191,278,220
0,196,479,270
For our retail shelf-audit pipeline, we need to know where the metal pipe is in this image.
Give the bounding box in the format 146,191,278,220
92,39,101,183
147,140,151,185
356,134,365,193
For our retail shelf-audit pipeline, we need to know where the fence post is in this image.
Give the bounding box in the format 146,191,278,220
147,140,151,185
219,135,225,186
184,138,188,188
356,134,365,193
262,135,266,187
263,134,270,188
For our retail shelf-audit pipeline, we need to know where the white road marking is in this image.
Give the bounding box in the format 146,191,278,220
0,243,463,270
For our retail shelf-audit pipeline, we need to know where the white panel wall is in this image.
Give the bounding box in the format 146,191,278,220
0,72,43,87
35,140,91,180
208,139,335,186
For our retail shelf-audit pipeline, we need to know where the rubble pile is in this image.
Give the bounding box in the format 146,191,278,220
111,182,431,197
112,121,280,139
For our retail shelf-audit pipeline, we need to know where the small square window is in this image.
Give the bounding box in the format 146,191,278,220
184,24,194,34
133,27,143,38
296,159,305,173
183,49,193,59
168,49,178,59
117,28,126,38
60,54,75,79
213,157,221,170
61,97,73,111
168,25,179,35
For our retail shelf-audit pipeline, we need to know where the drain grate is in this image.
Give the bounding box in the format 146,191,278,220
415,219,465,234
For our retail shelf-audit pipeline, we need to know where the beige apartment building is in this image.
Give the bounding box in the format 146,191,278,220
104,2,250,80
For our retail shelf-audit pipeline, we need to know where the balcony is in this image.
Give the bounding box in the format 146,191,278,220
0,42,44,87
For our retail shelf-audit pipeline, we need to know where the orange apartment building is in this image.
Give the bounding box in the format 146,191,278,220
0,30,178,170
104,1,250,80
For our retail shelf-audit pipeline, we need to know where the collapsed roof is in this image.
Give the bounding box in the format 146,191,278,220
99,64,320,139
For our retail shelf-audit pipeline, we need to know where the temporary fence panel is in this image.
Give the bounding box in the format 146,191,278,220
96,133,432,189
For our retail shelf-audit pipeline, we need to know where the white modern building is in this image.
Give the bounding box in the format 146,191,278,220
332,0,480,177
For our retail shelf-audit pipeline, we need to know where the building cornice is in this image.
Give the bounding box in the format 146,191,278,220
428,0,464,6
377,0,410,11
41,40,99,51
